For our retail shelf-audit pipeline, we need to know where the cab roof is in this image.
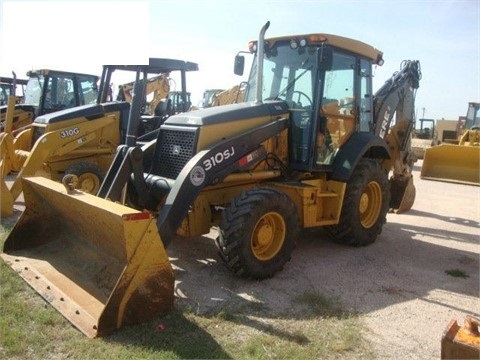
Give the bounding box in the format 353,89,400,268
255,33,384,65
104,58,199,74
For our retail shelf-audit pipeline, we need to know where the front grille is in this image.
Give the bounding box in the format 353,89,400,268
152,127,197,179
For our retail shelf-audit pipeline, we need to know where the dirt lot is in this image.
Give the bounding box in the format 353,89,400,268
4,160,479,358
167,160,479,359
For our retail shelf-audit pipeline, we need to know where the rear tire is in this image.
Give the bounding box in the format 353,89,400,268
326,158,390,246
64,162,104,194
216,188,299,279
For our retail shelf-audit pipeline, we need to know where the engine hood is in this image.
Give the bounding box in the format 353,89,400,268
164,101,290,127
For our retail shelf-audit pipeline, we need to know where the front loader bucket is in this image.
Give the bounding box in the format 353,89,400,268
1,177,174,338
421,144,480,186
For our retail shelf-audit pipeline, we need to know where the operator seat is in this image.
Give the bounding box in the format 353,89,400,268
322,98,355,149
140,98,173,134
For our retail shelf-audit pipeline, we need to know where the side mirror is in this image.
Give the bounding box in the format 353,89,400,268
317,46,333,71
234,55,245,76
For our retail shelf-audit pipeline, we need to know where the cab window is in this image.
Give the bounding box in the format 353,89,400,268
316,52,356,165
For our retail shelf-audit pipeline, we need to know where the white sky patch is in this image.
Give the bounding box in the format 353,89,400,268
1,1,149,75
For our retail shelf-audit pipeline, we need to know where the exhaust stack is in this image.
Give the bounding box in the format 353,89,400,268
255,21,270,104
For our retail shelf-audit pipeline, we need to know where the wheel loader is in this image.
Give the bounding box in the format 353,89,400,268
421,101,480,185
1,22,421,337
0,58,198,216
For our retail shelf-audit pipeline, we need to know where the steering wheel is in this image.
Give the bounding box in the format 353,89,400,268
291,90,312,107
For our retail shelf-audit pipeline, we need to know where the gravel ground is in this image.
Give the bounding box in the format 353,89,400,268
168,160,480,359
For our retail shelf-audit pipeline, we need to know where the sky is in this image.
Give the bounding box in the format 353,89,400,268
1,0,479,123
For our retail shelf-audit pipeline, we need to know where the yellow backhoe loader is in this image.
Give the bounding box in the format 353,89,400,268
0,58,198,216
0,69,99,132
0,73,28,105
211,83,246,106
421,102,479,185
116,73,171,115
200,88,224,108
1,22,421,337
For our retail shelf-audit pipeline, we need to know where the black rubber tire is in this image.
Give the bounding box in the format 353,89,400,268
326,158,390,246
64,162,104,194
215,188,299,279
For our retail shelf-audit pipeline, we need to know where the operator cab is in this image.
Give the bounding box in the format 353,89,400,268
236,34,383,172
24,70,98,116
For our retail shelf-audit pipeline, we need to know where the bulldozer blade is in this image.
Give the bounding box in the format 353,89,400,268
390,175,416,214
1,177,174,338
421,144,480,186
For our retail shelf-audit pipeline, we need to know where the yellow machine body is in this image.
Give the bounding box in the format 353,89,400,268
1,177,174,338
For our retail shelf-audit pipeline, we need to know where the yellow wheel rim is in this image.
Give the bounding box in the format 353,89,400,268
77,173,100,194
251,212,286,261
359,181,382,228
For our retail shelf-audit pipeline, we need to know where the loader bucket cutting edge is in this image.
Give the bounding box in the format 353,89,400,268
421,145,480,186
1,177,174,338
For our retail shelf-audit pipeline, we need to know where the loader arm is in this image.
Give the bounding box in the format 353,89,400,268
156,116,289,244
8,115,117,200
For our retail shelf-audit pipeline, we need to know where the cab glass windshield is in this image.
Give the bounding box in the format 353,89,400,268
246,43,316,110
24,76,44,106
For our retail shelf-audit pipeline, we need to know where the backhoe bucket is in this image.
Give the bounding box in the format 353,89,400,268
421,144,480,186
1,177,174,338
390,175,416,214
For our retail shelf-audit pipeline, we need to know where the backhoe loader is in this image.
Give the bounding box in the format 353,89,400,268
0,74,28,105
200,88,225,108
211,83,246,106
0,58,198,216
421,101,480,185
0,69,99,132
116,73,171,115
1,22,421,337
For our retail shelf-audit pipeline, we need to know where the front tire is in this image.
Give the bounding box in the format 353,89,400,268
216,188,299,279
64,162,104,194
326,158,390,246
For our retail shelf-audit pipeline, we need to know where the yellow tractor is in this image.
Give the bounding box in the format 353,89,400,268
2,22,421,337
421,102,480,185
0,59,198,216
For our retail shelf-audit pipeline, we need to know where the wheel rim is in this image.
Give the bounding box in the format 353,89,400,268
77,173,100,194
359,181,382,228
251,212,286,261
